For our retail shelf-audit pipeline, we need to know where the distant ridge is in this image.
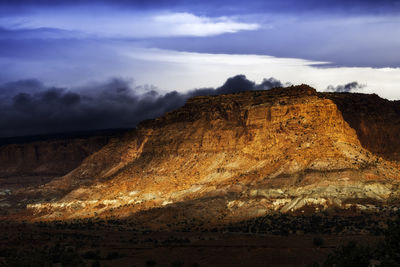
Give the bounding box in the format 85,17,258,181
0,128,132,146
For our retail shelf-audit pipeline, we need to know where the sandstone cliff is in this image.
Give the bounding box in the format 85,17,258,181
0,131,130,215
325,93,400,161
17,85,399,223
0,136,110,178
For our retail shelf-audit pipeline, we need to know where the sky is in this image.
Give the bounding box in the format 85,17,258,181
0,0,399,137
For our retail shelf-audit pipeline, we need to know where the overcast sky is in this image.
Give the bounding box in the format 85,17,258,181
0,0,399,136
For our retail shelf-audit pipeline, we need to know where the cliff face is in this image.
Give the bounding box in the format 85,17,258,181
0,136,111,178
325,93,400,161
17,85,399,223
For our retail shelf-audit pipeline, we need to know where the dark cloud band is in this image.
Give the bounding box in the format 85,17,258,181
326,82,366,93
0,75,283,137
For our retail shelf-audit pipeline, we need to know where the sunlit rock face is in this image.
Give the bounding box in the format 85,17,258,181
6,85,400,222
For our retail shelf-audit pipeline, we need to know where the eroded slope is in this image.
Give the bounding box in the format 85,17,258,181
24,85,400,222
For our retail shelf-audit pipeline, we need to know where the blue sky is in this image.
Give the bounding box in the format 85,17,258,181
0,0,400,136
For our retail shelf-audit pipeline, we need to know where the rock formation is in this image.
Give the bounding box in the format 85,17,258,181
326,92,400,161
0,136,110,178
0,131,126,213
1,85,400,223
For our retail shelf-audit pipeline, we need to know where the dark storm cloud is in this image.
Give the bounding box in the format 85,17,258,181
326,82,366,93
0,75,283,137
255,78,285,90
0,79,45,96
189,75,256,97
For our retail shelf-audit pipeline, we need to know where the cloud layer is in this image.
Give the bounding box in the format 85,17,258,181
1,0,399,16
0,75,283,137
0,11,259,38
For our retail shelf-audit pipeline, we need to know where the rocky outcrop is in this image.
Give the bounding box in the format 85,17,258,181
0,136,112,178
19,85,400,222
0,131,130,215
325,92,400,161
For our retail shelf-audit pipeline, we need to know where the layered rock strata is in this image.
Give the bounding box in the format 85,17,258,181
21,85,400,222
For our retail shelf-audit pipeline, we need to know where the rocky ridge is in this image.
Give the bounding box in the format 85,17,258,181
0,131,128,213
2,85,400,223
0,136,109,178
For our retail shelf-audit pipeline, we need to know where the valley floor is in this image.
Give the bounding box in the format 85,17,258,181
0,212,394,267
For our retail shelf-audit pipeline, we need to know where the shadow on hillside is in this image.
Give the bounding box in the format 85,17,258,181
325,92,400,162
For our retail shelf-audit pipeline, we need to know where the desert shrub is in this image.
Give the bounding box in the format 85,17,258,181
323,241,372,267
375,211,400,265
171,260,184,267
313,237,324,247
106,251,121,260
145,260,157,266
313,211,400,266
3,249,52,267
60,251,84,267
384,214,400,260
82,250,101,260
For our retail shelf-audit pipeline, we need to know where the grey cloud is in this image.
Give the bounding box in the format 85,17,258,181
326,82,366,93
255,77,285,90
0,75,284,137
0,79,45,96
